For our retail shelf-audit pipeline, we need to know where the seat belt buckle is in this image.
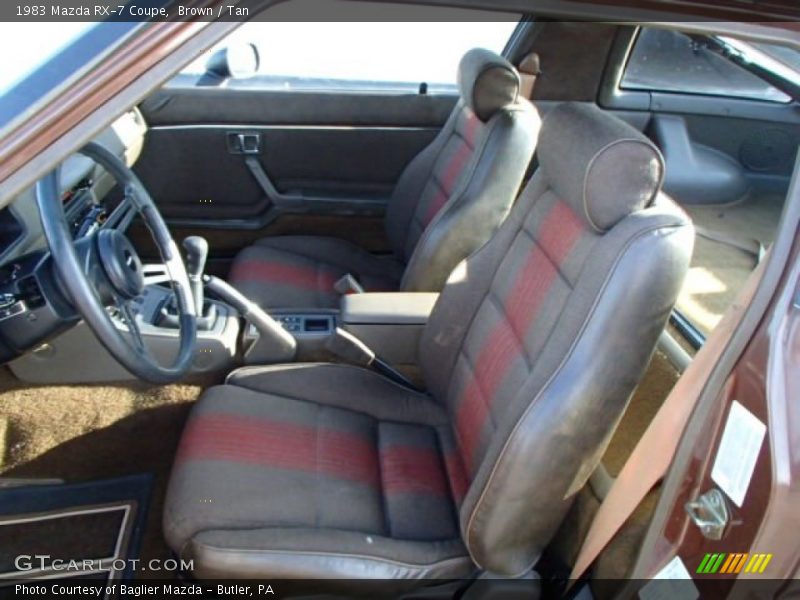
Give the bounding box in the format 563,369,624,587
334,274,365,295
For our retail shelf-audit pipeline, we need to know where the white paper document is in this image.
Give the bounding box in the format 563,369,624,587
711,400,767,507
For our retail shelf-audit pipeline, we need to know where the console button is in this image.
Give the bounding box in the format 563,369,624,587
0,300,27,321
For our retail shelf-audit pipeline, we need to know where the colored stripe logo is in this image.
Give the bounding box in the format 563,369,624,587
697,553,773,574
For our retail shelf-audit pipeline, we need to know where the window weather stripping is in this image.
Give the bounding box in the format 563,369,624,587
698,35,800,102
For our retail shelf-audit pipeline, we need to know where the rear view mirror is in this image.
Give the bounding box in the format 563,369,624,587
205,43,260,79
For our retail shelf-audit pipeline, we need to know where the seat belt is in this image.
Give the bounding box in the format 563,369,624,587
518,52,541,100
325,327,422,392
334,274,365,295
569,253,767,582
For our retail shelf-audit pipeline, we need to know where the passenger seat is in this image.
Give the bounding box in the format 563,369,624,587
228,48,540,309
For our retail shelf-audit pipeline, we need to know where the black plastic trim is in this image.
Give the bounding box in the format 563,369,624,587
669,309,706,350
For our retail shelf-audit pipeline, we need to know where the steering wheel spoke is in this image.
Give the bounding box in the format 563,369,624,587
143,255,196,313
142,263,171,286
115,297,146,352
36,142,197,383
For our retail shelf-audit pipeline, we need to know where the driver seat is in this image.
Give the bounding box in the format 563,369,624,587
163,103,693,580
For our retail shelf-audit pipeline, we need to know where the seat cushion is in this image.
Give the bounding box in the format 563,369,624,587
228,237,404,309
163,364,473,579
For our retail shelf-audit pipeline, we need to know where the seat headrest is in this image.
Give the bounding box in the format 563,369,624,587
539,103,665,232
457,48,520,122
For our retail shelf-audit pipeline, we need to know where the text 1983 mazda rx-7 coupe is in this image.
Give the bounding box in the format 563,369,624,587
0,2,798,598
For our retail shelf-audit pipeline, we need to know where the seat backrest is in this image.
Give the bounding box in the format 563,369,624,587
420,102,693,575
385,48,540,292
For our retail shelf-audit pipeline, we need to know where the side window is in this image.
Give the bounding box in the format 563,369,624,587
173,14,519,93
621,28,790,103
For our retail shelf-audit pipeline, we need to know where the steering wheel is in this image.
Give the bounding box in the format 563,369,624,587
36,142,197,383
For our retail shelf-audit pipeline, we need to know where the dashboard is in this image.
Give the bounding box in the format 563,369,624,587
0,108,148,362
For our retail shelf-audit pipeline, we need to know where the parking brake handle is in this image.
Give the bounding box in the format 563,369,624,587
326,327,421,391
203,275,297,362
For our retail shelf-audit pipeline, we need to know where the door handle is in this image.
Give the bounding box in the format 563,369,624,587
227,132,261,155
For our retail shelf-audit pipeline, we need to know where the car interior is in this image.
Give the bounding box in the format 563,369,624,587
0,9,798,597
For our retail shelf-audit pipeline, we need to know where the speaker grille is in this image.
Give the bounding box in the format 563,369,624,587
739,128,796,172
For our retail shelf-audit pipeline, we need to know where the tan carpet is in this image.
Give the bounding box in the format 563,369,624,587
0,368,217,578
548,350,679,584
591,486,662,593
679,193,783,335
602,350,680,477
591,351,680,586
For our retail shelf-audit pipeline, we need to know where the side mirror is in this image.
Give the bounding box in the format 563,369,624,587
205,43,260,79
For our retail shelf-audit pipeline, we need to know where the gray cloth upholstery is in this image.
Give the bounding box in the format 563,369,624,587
457,47,521,122
538,102,665,232
228,48,539,309
229,236,403,309
165,102,693,581
164,364,472,579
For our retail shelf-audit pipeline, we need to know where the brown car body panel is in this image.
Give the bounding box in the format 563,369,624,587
632,227,800,586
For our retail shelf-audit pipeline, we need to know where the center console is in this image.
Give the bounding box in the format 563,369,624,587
7,235,441,384
240,292,439,371
242,311,334,364
338,292,439,368
116,285,240,371
9,283,241,384
272,314,336,336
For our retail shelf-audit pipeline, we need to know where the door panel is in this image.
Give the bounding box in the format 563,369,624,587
680,112,798,185
0,475,152,585
134,125,440,220
602,27,800,204
133,88,456,258
646,108,800,205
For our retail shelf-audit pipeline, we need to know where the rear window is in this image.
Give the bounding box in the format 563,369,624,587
621,28,791,104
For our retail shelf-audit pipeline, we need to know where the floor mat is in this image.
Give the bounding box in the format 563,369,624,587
0,474,152,582
0,368,215,579
679,192,783,336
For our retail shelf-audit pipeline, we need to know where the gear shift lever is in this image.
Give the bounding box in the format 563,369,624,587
157,236,216,330
183,236,208,316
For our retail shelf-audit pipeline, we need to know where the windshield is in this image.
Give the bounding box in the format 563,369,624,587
0,22,137,132
0,23,98,97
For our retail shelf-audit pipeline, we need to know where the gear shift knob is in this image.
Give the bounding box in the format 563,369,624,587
182,236,208,315
183,236,208,278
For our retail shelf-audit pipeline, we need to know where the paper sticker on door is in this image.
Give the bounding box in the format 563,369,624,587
711,400,766,507
639,556,698,600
